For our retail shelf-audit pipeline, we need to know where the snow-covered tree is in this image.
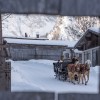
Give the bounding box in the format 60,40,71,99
59,16,100,40
74,16,99,33
2,14,100,41
2,14,57,38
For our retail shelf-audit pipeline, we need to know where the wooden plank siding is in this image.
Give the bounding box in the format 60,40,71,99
98,36,100,46
8,43,67,61
82,46,100,66
75,28,100,66
98,46,100,66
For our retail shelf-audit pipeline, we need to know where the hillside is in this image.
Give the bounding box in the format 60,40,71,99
2,14,99,41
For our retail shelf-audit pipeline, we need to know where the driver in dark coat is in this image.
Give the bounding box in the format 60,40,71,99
72,56,78,64
72,57,76,64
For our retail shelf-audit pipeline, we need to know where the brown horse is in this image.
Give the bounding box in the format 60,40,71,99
67,62,80,84
77,60,91,85
77,64,86,84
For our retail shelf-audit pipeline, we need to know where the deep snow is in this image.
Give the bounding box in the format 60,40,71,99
11,59,99,93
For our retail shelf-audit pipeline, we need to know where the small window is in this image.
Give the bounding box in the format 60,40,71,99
65,53,69,58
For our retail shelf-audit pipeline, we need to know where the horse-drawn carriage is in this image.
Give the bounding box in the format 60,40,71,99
53,59,91,85
53,59,72,81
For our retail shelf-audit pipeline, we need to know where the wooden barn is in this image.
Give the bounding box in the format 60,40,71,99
3,37,68,61
74,27,100,66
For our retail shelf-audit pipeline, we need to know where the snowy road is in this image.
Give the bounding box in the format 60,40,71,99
11,59,99,93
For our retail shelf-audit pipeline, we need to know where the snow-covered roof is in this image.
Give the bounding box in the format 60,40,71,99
75,27,100,49
4,37,77,47
74,49,82,53
3,36,49,40
89,27,100,34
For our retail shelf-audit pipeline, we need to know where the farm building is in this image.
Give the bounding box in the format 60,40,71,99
62,41,81,61
3,37,69,61
63,49,82,63
73,49,82,63
74,27,100,66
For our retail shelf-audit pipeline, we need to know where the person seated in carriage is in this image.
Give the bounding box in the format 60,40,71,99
71,56,79,64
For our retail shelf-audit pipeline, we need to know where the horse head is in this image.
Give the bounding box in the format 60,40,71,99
75,61,79,65
85,59,91,69
75,64,80,72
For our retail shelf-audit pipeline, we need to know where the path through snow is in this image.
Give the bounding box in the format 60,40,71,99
11,59,99,93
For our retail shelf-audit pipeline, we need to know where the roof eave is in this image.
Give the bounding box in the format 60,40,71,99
74,30,89,48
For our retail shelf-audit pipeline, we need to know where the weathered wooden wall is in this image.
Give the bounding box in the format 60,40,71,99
8,43,67,61
82,46,100,66
1,0,100,16
0,15,11,91
98,47,100,66
0,92,55,100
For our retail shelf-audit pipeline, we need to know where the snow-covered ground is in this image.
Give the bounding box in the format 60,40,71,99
11,59,99,93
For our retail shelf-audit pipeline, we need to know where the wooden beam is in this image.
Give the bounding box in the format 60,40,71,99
0,0,60,15
98,47,100,66
0,15,2,44
0,0,100,15
85,34,92,41
0,14,11,91
0,44,8,48
0,14,3,62
98,36,100,46
77,46,83,50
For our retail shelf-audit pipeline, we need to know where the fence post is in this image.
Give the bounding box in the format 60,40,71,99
0,14,11,91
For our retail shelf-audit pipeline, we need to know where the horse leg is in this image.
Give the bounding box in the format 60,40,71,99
85,71,89,84
70,73,73,82
66,72,68,81
78,74,80,84
72,73,75,85
69,72,73,83
87,71,90,81
79,74,82,84
69,73,73,83
82,74,84,84
83,74,87,85
68,72,71,82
